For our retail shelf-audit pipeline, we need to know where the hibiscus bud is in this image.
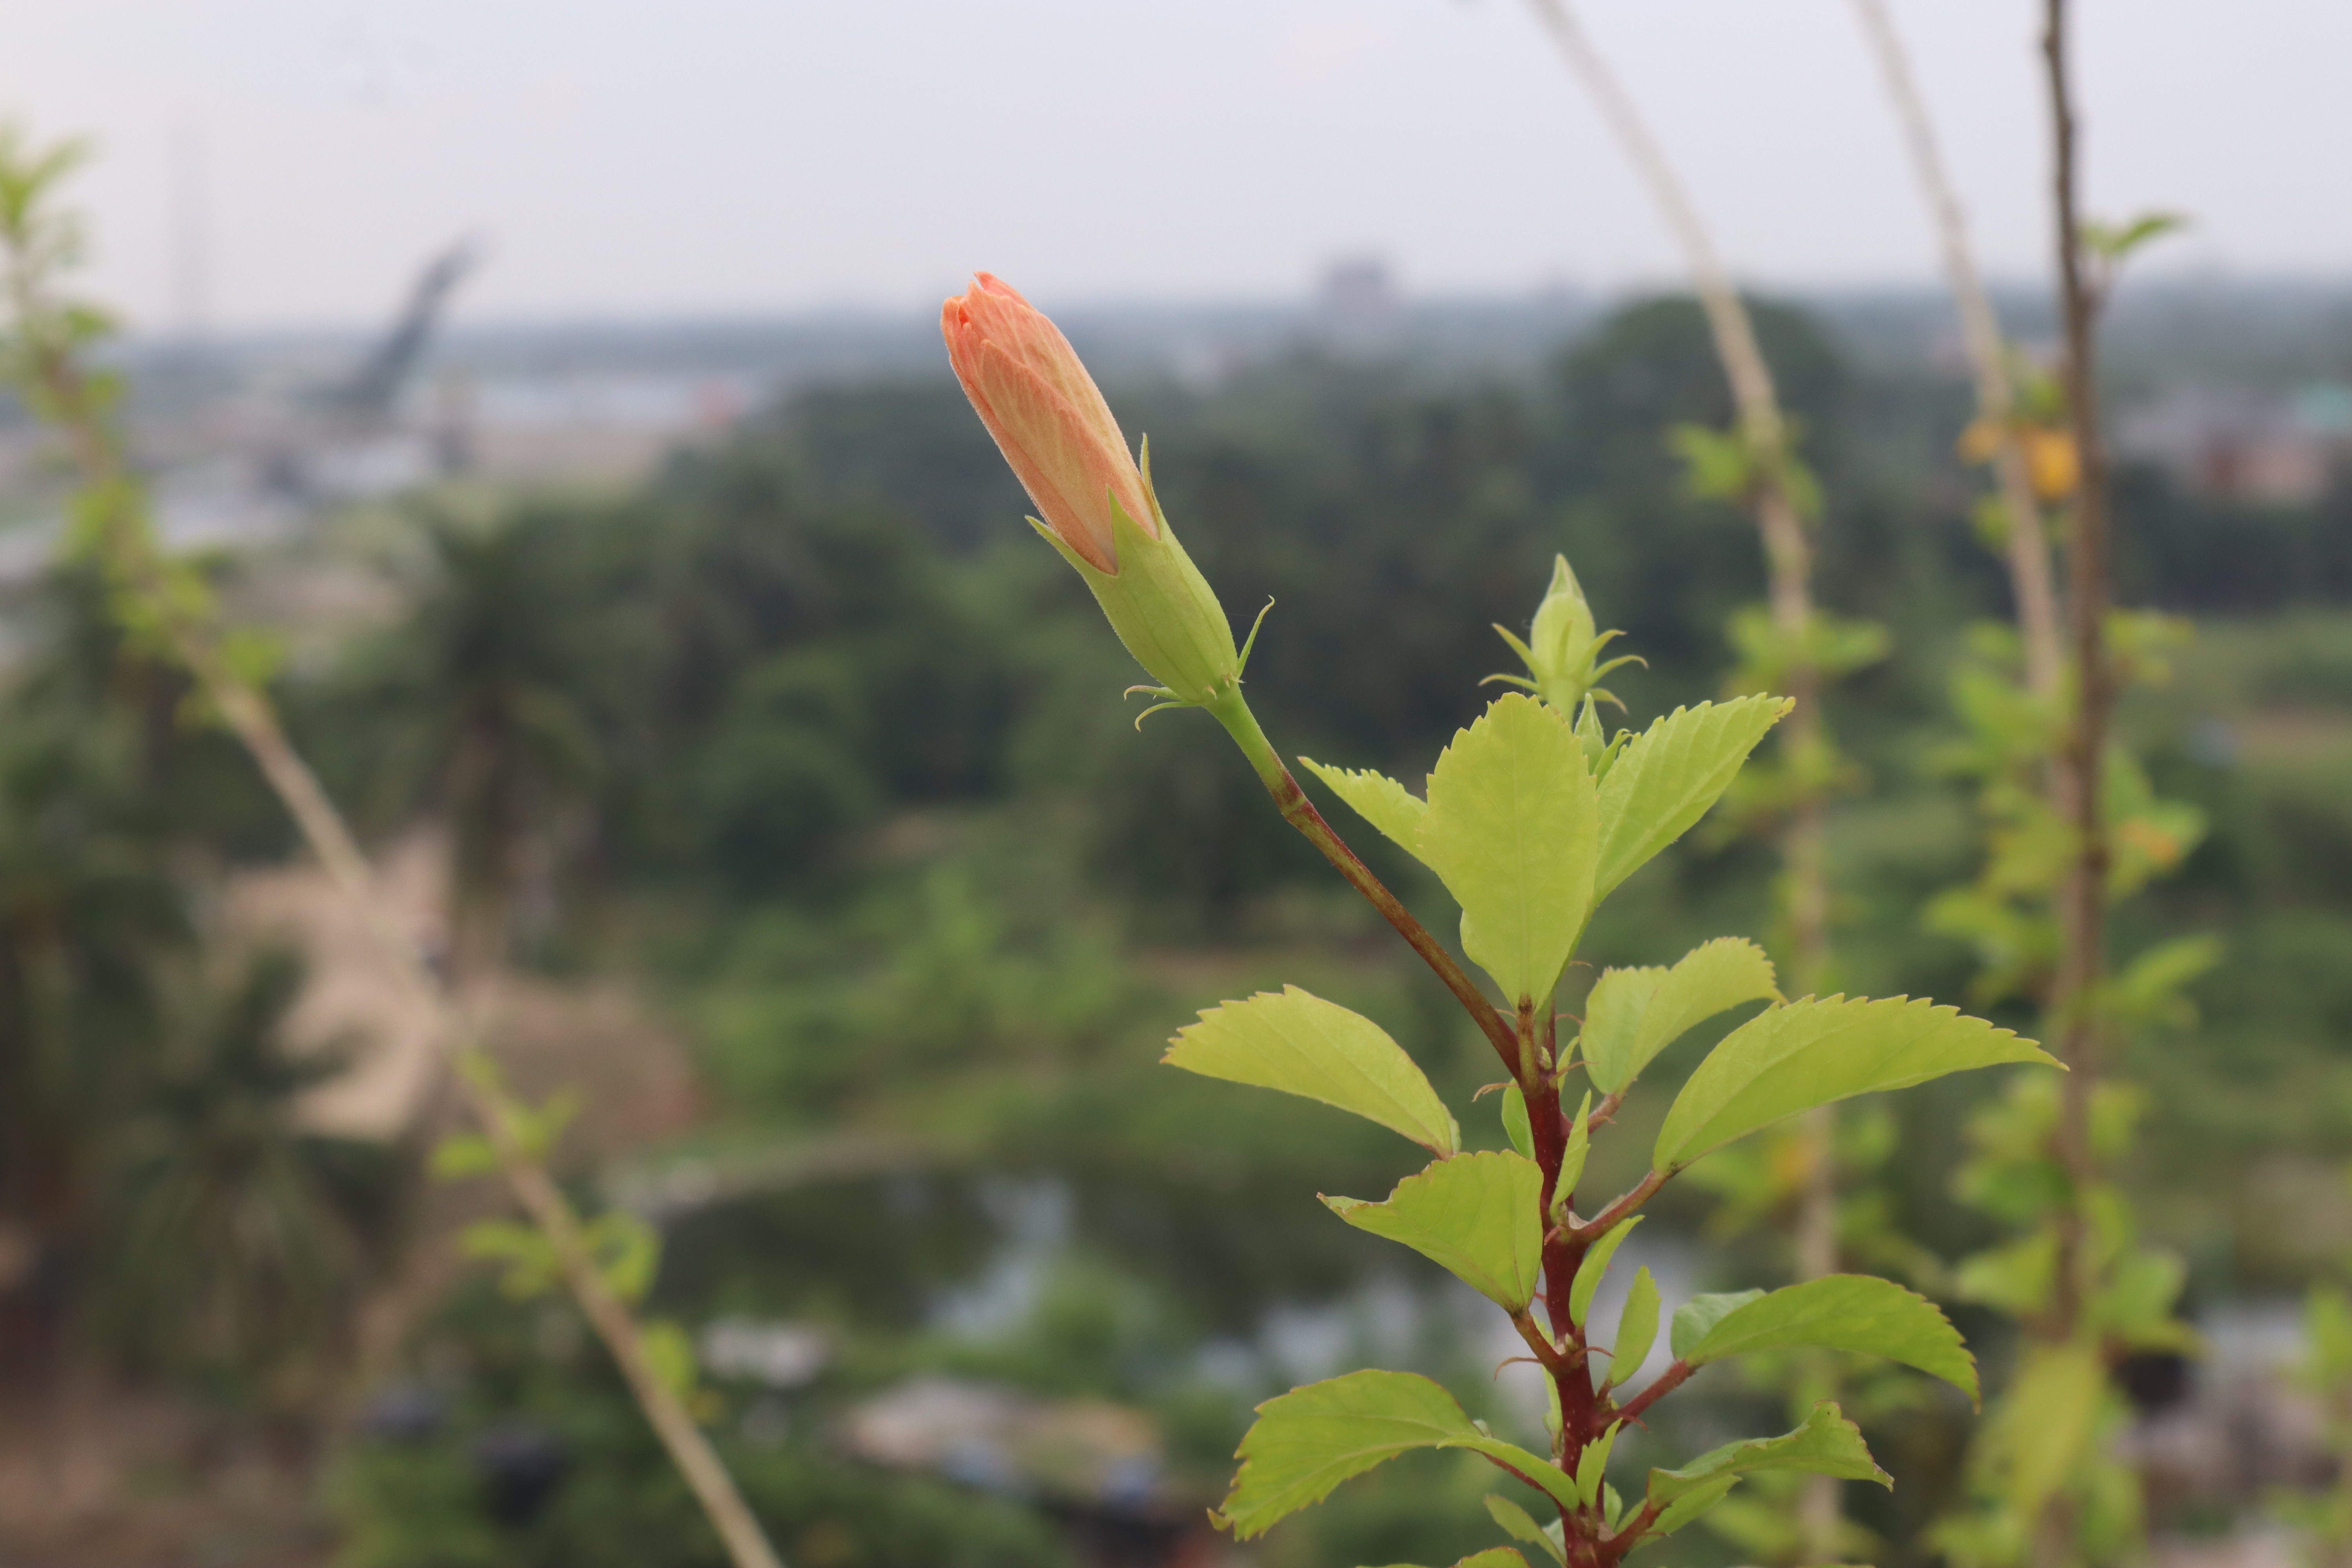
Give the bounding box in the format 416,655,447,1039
1488,555,1637,718
942,273,1241,706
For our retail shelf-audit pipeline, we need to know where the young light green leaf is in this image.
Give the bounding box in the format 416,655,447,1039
1575,1421,1621,1503
1569,1215,1643,1327
638,1317,700,1400
1582,938,1780,1094
1679,1274,1977,1405
429,1131,499,1179
1300,758,1428,864
2312,1287,2352,1382
1417,694,1599,1005
1648,1475,1740,1537
586,1209,662,1306
1580,965,1663,1091
1484,1496,1566,1564
1166,985,1460,1155
1607,1269,1661,1388
1593,696,1791,898
1669,1289,1764,1359
1501,1085,1534,1160
1552,1090,1593,1220
1575,694,1607,768
1216,1369,1577,1536
1643,1401,1888,1509
1326,1150,1544,1311
1362,1552,1528,1568
1984,1343,2105,1519
1654,995,2054,1173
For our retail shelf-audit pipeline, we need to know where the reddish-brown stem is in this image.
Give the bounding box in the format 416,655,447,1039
1610,1357,1695,1427
1208,693,1520,1070
1575,1171,1669,1243
1510,1309,1577,1387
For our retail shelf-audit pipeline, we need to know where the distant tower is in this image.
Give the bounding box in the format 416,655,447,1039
1314,256,1399,350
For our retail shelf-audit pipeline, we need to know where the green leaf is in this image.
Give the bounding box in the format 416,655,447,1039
1569,1215,1642,1327
1607,1269,1661,1388
1984,1343,2105,1519
2081,209,2187,261
1362,1553,1530,1568
1457,1551,1531,1568
638,1317,700,1400
429,1131,499,1180
1680,1274,1977,1405
1581,938,1780,1094
460,1219,557,1299
1216,1370,1577,1537
1654,995,2054,1173
1167,986,1460,1155
2095,1249,2191,1350
1592,697,1791,898
1300,758,1429,864
1552,1091,1592,1220
1669,1290,1764,1359
2310,1287,2352,1381
1484,1496,1566,1564
1644,1402,1887,1509
1326,1151,1544,1311
1501,1085,1534,1160
513,1088,583,1162
1649,1476,1740,1537
586,1209,662,1305
1575,695,1608,768
1416,694,1599,1005
1575,1421,1620,1503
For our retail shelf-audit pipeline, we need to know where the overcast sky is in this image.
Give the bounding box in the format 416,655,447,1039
0,0,2341,330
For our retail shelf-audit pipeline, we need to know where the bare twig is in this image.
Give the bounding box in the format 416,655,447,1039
2042,0,2111,1354
1848,0,2063,695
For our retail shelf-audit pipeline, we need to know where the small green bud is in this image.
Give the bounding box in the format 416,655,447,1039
1488,555,1641,717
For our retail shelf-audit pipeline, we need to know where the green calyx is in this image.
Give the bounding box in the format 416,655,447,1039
1487,554,1642,717
1029,443,1243,715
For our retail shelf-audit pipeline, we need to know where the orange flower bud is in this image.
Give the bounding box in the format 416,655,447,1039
942,274,1242,708
941,273,1152,575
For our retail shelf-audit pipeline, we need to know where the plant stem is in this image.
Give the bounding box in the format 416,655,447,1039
1848,0,2063,697
0,219,785,1568
1206,690,1520,1069
2042,0,2111,1355
1611,1357,1693,1426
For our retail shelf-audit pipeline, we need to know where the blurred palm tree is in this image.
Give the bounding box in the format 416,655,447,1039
331,506,621,977
97,945,399,1417
0,571,193,1378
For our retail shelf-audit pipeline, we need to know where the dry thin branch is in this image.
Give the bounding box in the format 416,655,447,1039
2042,0,2112,1352
1847,0,2062,694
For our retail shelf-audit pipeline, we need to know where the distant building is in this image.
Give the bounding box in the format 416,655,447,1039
2114,382,2352,505
1313,256,1400,349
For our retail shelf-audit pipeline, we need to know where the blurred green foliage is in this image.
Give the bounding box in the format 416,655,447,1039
10,294,2352,1563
